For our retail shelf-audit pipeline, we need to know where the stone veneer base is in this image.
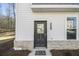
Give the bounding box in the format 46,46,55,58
14,40,79,50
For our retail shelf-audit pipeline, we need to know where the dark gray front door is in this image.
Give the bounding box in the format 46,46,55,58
34,21,47,48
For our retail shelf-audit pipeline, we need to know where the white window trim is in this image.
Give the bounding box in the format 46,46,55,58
65,16,78,40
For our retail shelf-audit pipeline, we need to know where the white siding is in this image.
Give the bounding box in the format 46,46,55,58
33,12,79,40
15,3,79,41
16,3,33,41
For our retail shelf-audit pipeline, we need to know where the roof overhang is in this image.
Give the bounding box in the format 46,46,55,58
31,3,79,12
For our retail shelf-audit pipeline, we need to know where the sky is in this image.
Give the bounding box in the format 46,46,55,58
0,3,9,16
0,3,15,18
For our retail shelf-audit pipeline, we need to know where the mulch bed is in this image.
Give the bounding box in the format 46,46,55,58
1,49,31,56
50,49,79,56
0,38,31,56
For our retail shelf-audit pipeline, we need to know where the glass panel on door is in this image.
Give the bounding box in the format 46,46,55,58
37,24,44,34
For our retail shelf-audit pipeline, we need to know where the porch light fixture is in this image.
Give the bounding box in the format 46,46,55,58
50,22,52,30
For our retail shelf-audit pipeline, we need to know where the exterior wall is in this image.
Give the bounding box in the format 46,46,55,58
15,3,79,50
33,12,79,50
15,3,33,41
33,12,79,40
48,41,79,50
14,3,34,50
14,41,33,50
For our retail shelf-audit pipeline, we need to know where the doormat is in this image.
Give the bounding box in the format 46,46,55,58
35,50,46,55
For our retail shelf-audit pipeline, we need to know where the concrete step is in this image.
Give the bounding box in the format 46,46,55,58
29,47,51,56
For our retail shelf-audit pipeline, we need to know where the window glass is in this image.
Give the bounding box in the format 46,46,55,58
37,24,44,34
67,17,76,39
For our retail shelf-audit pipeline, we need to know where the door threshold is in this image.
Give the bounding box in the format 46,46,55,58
34,47,47,49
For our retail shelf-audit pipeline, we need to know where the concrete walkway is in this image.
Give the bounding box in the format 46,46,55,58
29,47,51,56
0,36,15,40
0,32,15,40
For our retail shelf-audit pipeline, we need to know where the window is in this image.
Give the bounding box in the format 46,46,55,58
67,17,77,39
